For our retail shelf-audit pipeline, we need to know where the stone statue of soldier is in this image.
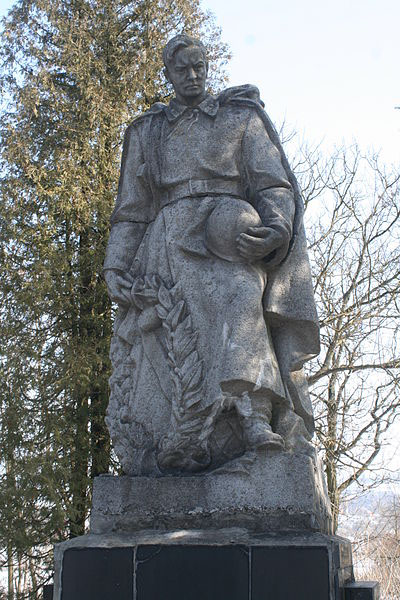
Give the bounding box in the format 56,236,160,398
103,34,320,476
54,35,372,600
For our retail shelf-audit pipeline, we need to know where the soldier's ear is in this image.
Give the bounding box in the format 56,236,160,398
163,67,171,84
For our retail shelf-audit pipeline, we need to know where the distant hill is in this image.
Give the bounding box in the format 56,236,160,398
339,487,400,538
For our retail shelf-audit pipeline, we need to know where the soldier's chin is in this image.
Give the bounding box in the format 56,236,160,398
184,85,202,95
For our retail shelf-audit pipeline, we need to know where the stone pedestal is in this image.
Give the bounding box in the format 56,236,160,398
90,451,332,534
51,450,379,599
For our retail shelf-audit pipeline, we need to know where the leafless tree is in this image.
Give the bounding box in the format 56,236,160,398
291,142,400,530
346,492,400,598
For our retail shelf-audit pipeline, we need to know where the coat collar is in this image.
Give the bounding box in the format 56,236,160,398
164,94,219,122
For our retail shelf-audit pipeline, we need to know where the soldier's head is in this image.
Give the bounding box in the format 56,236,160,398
163,34,208,107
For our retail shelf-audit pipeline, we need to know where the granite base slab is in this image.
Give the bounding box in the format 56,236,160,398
344,582,380,599
53,529,354,600
90,450,333,534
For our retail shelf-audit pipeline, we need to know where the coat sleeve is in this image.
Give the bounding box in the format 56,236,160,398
103,121,154,272
241,110,295,267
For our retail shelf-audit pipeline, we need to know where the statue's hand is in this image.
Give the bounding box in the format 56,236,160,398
237,226,283,262
104,269,134,306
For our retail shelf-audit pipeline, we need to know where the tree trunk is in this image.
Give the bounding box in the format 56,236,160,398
7,541,14,600
69,387,89,538
326,375,339,531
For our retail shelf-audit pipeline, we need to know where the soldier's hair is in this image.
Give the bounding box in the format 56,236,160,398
163,34,207,69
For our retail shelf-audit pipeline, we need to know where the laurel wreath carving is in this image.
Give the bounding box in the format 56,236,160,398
130,274,217,472
106,334,155,475
131,274,203,409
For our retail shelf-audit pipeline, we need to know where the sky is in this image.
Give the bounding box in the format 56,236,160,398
201,0,400,164
1,0,399,162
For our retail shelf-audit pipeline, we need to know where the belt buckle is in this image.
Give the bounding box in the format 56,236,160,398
189,180,207,196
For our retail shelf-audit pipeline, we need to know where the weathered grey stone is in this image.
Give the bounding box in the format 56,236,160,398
90,450,332,535
103,34,320,476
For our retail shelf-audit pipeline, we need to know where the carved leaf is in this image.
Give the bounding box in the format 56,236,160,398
179,416,204,431
146,274,161,290
155,305,168,321
172,318,192,356
165,300,185,329
184,389,202,408
181,350,198,374
158,285,173,310
176,332,198,363
167,350,176,366
181,362,203,394
142,287,158,301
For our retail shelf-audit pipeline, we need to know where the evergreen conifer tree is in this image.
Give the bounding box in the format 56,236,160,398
0,1,228,595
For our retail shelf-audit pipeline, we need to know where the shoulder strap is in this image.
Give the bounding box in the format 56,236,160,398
130,102,167,127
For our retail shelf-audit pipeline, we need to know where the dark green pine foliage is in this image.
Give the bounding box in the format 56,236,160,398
0,1,229,596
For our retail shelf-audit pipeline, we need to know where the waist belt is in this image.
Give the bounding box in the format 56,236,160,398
160,179,242,208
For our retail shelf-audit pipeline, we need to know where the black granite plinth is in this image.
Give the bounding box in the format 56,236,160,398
43,585,53,600
57,534,360,600
136,545,248,600
344,581,380,600
252,546,330,598
62,548,133,598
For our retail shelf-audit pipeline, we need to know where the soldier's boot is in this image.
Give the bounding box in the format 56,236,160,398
273,404,314,455
239,393,284,451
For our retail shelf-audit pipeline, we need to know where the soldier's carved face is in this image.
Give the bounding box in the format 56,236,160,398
165,46,208,107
